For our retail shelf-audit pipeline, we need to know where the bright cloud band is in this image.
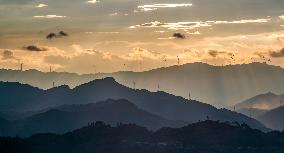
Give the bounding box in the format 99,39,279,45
138,4,192,12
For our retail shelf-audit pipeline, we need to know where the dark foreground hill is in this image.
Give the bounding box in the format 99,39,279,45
0,78,268,131
1,62,284,107
0,99,185,137
0,121,283,153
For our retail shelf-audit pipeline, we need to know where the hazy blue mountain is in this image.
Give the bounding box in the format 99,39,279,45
0,99,185,137
0,77,268,131
257,106,284,131
0,121,283,153
1,62,284,107
236,108,268,119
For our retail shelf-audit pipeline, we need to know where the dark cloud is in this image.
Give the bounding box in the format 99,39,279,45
46,33,57,40
46,31,69,40
270,48,284,57
173,33,186,39
59,31,68,37
2,50,14,60
208,50,219,57
23,45,47,52
208,50,233,57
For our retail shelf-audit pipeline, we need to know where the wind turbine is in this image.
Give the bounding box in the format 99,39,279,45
123,63,126,71
50,66,52,73
163,56,167,67
20,63,23,71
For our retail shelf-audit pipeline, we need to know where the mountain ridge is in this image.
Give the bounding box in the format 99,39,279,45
0,99,186,137
257,106,284,131
1,62,284,107
0,77,268,131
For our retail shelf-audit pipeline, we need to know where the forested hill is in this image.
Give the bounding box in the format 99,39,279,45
1,120,283,153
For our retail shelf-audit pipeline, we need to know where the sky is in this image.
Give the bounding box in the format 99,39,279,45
1,0,284,74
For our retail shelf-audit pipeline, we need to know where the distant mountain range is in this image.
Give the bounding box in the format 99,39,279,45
233,92,284,111
0,77,268,132
257,106,284,131
0,99,185,137
1,120,283,153
1,62,284,107
230,92,284,131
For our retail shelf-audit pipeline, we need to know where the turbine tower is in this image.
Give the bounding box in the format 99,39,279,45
20,63,23,71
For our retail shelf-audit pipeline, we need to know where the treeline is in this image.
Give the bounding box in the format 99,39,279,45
1,120,284,153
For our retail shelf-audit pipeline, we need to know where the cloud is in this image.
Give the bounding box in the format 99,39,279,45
270,48,284,57
109,12,119,16
2,50,14,60
212,19,270,24
46,31,69,40
129,21,211,30
279,15,284,21
155,31,166,33
86,0,100,4
45,55,70,65
129,18,270,31
122,47,162,61
187,31,201,35
33,15,66,19
23,45,48,52
157,37,175,40
138,4,192,12
208,50,233,58
208,50,219,57
36,4,48,8
46,33,57,40
59,31,68,37
173,33,186,39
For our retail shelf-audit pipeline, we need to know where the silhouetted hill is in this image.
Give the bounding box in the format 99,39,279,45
0,77,268,131
0,99,185,137
107,62,284,107
258,106,284,131
231,92,284,119
0,121,283,153
1,62,284,107
233,92,284,111
0,69,94,89
236,108,267,119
